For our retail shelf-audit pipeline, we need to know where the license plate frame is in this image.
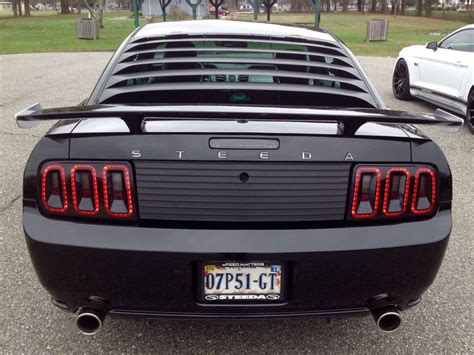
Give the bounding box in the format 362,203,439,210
197,261,287,304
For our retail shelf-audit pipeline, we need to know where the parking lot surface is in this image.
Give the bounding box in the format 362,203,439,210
0,53,472,352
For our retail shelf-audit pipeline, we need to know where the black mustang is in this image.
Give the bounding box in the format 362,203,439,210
17,21,462,335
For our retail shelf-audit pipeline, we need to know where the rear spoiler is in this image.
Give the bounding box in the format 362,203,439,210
15,103,463,135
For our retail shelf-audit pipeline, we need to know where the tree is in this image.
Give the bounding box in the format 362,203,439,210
416,0,422,16
250,0,260,21
61,0,70,14
209,0,224,19
24,0,31,16
342,0,348,12
381,0,387,13
290,0,311,11
400,0,405,15
158,0,172,21
71,0,82,13
325,0,330,11
83,0,105,27
370,0,376,12
185,0,203,19
12,0,18,16
391,0,400,15
262,0,277,21
357,0,365,13
425,0,431,16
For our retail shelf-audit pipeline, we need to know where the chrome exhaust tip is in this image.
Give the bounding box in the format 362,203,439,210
372,306,401,332
75,309,105,335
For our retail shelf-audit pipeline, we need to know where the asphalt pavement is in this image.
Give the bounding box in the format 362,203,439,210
0,53,472,352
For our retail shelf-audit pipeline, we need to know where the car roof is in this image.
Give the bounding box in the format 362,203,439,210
135,20,337,43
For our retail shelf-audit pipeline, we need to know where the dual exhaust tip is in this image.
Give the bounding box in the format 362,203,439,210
75,309,105,336
74,306,401,335
372,306,402,332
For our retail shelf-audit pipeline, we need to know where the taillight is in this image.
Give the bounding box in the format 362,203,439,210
351,167,381,219
102,165,134,218
39,162,134,220
41,164,68,213
350,165,437,221
383,168,410,217
70,165,99,215
411,168,436,215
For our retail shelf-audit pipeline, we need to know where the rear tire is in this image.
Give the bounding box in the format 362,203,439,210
467,89,474,134
392,59,413,100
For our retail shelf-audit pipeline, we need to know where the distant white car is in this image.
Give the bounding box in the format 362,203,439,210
239,3,253,12
35,2,45,10
393,24,474,133
239,3,263,12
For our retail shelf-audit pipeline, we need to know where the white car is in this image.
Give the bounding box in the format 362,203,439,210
239,3,263,12
239,3,252,11
393,24,474,133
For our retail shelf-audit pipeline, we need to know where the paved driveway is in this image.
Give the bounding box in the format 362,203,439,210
0,53,472,352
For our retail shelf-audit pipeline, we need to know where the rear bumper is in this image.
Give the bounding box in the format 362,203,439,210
24,206,451,318
106,308,371,320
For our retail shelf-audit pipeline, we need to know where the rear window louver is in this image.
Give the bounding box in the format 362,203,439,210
98,34,376,108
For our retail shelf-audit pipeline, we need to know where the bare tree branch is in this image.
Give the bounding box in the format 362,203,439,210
209,0,224,19
83,0,97,16
159,0,172,21
262,0,277,21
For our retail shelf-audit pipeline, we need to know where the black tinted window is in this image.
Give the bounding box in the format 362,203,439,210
100,36,376,108
439,29,474,52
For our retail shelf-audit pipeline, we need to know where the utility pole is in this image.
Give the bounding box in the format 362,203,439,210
132,0,139,28
308,0,321,28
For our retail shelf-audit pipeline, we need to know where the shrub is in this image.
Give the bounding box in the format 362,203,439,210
404,9,473,23
168,7,191,21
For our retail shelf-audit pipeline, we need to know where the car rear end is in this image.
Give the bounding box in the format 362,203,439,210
23,122,452,328
20,21,455,334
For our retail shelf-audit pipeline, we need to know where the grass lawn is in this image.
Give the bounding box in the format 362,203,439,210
238,12,468,56
0,11,142,54
0,11,468,56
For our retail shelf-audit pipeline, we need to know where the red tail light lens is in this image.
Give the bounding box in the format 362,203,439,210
39,162,134,220
411,168,436,215
102,165,134,218
41,164,68,213
70,165,99,215
383,168,410,217
350,165,438,221
351,167,382,218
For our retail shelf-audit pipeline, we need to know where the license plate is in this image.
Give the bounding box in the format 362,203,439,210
202,262,283,302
